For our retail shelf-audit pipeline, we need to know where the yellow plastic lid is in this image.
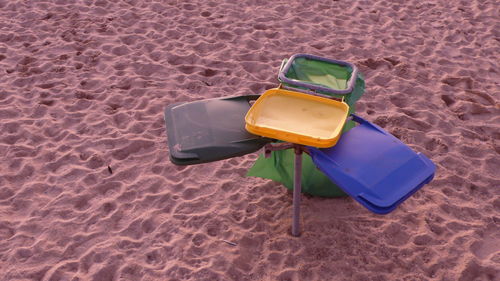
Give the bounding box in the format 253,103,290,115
245,88,349,148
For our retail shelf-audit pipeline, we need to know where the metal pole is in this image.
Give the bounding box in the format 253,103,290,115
291,145,303,237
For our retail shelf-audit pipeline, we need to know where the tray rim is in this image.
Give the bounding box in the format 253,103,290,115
244,88,349,148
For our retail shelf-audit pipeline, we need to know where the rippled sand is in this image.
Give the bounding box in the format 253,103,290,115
0,0,498,280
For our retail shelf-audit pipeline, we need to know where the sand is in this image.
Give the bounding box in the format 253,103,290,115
0,0,499,280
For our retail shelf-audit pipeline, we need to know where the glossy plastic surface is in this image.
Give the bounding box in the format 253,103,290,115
245,88,349,147
165,95,271,165
308,115,436,214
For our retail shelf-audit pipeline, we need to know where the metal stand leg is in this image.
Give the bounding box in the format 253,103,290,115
292,145,303,237
263,142,305,237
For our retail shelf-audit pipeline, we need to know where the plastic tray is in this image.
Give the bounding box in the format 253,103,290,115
308,114,436,214
245,88,349,147
165,95,271,165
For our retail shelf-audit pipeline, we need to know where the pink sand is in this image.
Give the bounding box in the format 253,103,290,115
0,0,499,280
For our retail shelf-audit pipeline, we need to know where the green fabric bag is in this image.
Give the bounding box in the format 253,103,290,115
247,64,365,197
284,57,352,91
